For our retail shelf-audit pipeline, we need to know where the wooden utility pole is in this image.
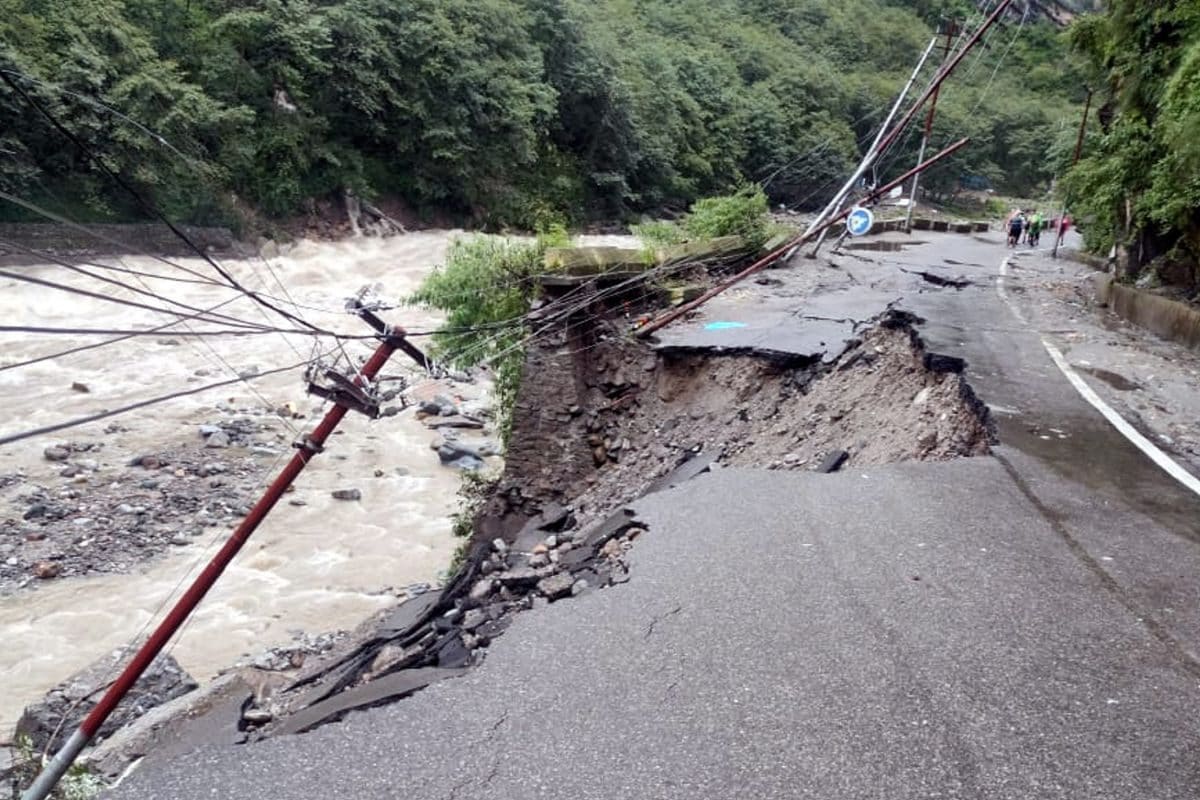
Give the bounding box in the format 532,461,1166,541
904,18,959,233
1051,88,1093,259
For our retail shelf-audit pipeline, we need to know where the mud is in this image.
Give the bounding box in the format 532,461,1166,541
481,308,993,541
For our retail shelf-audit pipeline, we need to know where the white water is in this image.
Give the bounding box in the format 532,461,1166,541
0,232,481,732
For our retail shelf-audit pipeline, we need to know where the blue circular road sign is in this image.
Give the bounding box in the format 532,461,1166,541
846,207,874,237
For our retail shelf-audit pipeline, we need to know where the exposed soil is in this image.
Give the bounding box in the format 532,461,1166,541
480,309,993,541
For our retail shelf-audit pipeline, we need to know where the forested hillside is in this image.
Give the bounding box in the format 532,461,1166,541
1063,1,1200,290
0,0,1082,230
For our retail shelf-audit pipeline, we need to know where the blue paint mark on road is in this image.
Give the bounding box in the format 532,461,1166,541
704,321,748,331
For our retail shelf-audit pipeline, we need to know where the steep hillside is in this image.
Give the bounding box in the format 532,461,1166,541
0,0,1080,229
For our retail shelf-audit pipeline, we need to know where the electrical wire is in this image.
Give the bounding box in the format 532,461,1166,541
0,72,329,336
0,240,275,331
0,191,230,286
0,357,321,447
0,266,274,330
0,295,247,373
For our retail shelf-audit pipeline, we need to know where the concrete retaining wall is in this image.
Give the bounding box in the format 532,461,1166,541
0,223,237,262
872,218,989,235
1095,275,1200,351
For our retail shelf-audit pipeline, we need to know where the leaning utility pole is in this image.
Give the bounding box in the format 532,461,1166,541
22,304,428,800
638,137,971,338
802,0,1014,241
1051,87,1093,259
807,34,939,258
904,18,960,233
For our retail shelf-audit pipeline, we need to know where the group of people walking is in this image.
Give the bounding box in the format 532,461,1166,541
1006,209,1047,248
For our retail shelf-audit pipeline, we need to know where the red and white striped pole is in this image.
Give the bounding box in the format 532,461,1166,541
23,326,410,800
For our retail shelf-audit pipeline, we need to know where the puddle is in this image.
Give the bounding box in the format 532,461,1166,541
1080,366,1141,391
846,240,927,252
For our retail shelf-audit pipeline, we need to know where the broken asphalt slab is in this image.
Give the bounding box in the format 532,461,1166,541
108,459,1200,800
651,285,896,364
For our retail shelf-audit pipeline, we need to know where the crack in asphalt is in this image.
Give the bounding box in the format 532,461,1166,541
644,604,684,639
899,266,972,289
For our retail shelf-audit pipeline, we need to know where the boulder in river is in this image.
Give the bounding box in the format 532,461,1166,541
14,649,198,751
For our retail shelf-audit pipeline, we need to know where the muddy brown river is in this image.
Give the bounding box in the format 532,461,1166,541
0,232,480,731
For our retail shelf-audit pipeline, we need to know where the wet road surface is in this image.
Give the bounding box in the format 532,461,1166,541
107,231,1200,799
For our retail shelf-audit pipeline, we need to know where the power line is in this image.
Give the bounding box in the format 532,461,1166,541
0,240,274,331
0,72,329,336
0,191,230,286
0,324,375,339
0,296,247,373
0,356,321,447
0,267,275,330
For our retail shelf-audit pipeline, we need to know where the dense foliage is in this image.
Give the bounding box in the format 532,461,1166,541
0,0,1081,229
407,232,556,441
1062,1,1200,289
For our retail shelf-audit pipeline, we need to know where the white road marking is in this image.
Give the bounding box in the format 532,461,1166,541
997,256,1200,498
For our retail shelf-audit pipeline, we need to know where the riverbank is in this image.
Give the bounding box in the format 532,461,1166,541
0,232,487,732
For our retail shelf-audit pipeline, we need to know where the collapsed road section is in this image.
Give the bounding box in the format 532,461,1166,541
129,296,995,757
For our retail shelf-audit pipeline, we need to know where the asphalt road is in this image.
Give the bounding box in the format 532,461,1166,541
108,231,1200,799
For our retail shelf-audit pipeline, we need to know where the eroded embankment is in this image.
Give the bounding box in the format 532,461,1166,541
480,309,993,541
64,305,995,775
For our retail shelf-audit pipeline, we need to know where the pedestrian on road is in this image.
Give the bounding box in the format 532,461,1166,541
1007,210,1025,248
1028,211,1043,247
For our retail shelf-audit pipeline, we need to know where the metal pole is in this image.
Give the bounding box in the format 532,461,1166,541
905,19,959,233
637,137,971,338
22,333,405,800
805,35,939,242
804,0,1012,240
1052,88,1093,259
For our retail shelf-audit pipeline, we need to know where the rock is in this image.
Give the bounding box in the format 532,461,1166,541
59,465,83,478
571,578,590,596
600,539,623,559
497,567,541,588
367,644,411,677
437,440,482,464
468,579,495,604
77,458,98,471
31,560,61,579
491,538,508,554
918,430,939,450
537,571,574,599
250,446,277,457
237,366,261,379
241,707,273,726
462,609,487,630
418,400,444,416
528,553,549,569
532,543,549,555
16,650,197,751
170,534,191,546
593,446,608,466
446,455,484,471
198,424,221,437
204,430,231,449
545,535,559,548
912,387,932,406
71,381,90,393
331,488,362,501
43,446,70,462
